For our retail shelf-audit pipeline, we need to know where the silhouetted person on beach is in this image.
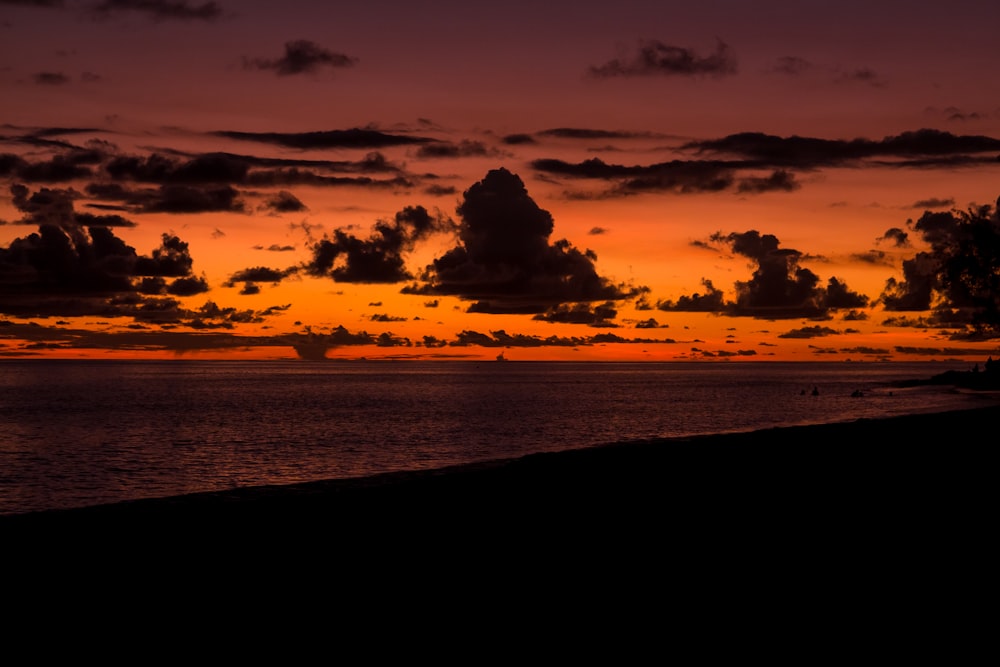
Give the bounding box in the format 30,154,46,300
811,386,820,396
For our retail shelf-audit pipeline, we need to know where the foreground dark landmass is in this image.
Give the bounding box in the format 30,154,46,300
5,403,996,651
898,356,1000,390
5,404,996,543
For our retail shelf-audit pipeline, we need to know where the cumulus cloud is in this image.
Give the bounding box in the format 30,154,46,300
658,232,869,320
656,278,726,312
403,168,645,316
722,230,869,318
243,40,358,76
303,205,456,284
0,193,212,318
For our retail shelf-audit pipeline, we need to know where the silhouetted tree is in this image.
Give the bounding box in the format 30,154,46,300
880,197,1000,339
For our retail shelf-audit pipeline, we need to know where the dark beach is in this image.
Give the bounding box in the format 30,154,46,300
5,403,996,542
4,403,995,653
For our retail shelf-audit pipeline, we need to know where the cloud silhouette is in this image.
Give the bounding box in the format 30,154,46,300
243,40,358,76
211,128,434,150
403,168,644,315
659,231,869,320
0,189,213,318
303,205,455,284
88,0,222,22
878,199,1000,338
32,72,70,85
682,129,1000,167
722,230,869,319
588,39,737,78
656,279,726,312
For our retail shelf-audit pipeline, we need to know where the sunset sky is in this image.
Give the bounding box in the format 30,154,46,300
2,0,1000,362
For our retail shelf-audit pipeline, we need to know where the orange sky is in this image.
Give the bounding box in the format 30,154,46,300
2,0,1000,362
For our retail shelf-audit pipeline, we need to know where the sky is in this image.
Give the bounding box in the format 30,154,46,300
2,0,1000,362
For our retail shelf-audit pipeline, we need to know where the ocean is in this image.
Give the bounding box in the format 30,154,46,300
1,359,996,516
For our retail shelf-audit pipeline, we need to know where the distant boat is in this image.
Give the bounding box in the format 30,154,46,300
496,351,508,362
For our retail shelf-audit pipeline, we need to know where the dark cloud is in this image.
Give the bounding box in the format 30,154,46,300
770,56,886,87
736,170,799,193
877,227,910,247
777,326,840,339
261,190,306,213
851,250,894,266
243,39,358,76
95,150,410,193
415,140,501,159
659,232,869,320
223,266,296,293
6,148,103,182
402,168,644,316
211,128,434,150
878,199,1000,338
532,156,735,195
768,56,812,76
532,302,618,327
0,1,65,6
32,71,69,85
166,274,209,296
834,66,887,88
588,39,737,79
104,150,401,180
73,211,136,227
0,184,213,318
8,184,136,229
912,197,954,209
370,313,406,322
423,184,456,197
722,230,869,319
304,205,455,284
82,181,244,213
88,0,222,22
682,129,1000,169
501,133,535,145
536,128,658,140
656,279,726,312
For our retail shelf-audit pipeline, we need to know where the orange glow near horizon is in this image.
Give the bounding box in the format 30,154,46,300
2,2,1000,363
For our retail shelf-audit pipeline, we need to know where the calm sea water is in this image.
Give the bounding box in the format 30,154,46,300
1,359,996,515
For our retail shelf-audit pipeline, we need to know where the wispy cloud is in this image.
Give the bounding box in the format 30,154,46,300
243,39,358,76
88,0,223,22
588,39,737,79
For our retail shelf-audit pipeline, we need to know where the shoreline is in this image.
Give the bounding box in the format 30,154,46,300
4,403,997,535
